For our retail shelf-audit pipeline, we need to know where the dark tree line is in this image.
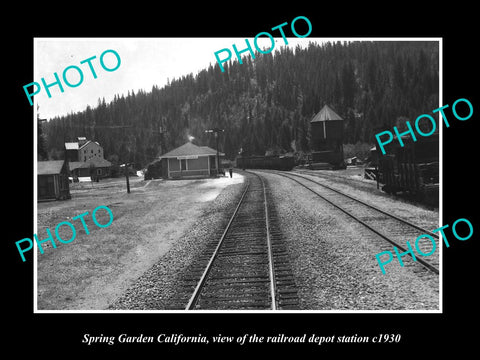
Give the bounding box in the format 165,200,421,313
43,40,439,169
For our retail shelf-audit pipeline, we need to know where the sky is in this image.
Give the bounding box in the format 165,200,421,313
34,37,328,120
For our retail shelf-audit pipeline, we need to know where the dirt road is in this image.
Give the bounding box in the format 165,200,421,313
36,175,244,310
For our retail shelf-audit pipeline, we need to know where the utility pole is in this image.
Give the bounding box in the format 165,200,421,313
124,163,131,193
205,127,224,175
116,125,133,193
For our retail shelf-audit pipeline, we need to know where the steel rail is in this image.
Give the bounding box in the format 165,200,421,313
285,171,439,238
257,173,278,310
271,171,439,275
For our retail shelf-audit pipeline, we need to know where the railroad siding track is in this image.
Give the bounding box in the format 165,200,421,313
269,171,440,275
169,172,299,310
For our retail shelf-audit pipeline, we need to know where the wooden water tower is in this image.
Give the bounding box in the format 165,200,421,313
310,104,345,167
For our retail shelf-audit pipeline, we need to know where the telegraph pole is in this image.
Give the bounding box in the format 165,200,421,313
116,125,133,193
124,163,131,193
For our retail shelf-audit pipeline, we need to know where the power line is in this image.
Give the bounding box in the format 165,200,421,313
49,124,164,134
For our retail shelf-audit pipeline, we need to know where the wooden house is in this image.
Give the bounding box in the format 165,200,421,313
65,137,111,180
65,137,105,162
37,160,71,201
69,157,112,180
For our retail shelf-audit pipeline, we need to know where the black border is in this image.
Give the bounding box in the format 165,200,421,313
7,5,478,355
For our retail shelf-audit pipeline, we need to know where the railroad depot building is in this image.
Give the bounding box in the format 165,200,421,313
159,142,224,179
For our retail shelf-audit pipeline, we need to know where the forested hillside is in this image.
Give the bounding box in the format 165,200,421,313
42,40,439,169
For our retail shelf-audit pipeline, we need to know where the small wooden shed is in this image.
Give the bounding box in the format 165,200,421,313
37,160,71,201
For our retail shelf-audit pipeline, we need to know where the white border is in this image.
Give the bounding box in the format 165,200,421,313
33,37,443,314
438,37,443,314
33,37,38,312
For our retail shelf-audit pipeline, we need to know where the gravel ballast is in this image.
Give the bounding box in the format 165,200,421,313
257,170,440,311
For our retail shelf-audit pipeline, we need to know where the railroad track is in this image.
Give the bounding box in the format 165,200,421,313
179,172,298,310
268,171,440,275
296,168,377,192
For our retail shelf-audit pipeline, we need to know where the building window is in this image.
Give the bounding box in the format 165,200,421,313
96,169,102,175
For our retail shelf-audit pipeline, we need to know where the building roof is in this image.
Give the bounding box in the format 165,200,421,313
79,140,101,150
65,142,79,150
311,104,343,122
87,157,111,167
65,139,102,150
159,142,224,159
38,160,65,175
69,162,88,171
69,157,112,170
